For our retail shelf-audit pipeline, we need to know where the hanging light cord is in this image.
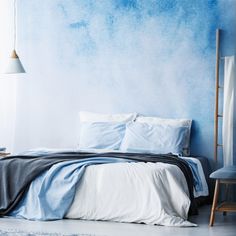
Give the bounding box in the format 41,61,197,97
13,0,17,50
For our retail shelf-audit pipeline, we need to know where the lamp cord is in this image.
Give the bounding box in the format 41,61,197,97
13,0,17,50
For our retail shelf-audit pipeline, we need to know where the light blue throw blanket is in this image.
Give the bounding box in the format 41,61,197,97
9,156,202,220
9,157,131,220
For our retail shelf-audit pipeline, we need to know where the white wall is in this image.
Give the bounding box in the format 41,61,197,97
0,0,19,152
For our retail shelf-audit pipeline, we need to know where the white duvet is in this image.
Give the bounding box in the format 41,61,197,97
66,162,196,226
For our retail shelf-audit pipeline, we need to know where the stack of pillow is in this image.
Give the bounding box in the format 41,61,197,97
79,111,192,156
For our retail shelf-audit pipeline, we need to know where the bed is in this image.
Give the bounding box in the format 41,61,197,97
0,112,210,227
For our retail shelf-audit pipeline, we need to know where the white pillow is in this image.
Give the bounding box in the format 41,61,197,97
79,122,126,150
120,122,189,155
79,111,137,123
136,115,192,156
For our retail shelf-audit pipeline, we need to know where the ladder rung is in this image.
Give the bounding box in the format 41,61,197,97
217,144,223,147
217,114,223,117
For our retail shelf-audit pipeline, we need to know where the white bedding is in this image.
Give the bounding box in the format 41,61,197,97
14,148,206,226
66,162,196,226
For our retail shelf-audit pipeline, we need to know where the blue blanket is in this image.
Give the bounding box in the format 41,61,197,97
9,157,131,220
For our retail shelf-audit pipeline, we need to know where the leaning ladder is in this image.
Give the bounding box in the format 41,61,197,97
214,28,223,164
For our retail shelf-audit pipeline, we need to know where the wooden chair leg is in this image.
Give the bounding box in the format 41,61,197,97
223,184,229,216
209,180,220,226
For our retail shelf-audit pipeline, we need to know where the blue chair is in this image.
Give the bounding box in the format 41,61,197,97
209,166,236,226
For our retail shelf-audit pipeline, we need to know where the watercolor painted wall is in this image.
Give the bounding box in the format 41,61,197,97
0,0,235,165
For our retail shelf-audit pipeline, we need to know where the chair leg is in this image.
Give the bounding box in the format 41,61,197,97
209,180,220,226
223,184,229,216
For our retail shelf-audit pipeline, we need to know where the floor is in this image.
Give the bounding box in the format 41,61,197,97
0,205,235,236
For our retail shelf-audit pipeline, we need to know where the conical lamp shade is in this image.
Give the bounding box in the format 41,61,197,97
5,50,25,74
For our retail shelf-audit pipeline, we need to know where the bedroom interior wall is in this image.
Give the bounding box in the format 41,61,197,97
0,0,235,165
0,0,18,152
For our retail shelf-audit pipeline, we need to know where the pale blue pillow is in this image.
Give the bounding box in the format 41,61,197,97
120,122,189,155
79,122,126,150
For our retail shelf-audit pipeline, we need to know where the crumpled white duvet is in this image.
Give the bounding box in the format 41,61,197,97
66,162,196,226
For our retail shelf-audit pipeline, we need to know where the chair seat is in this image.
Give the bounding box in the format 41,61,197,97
210,166,236,180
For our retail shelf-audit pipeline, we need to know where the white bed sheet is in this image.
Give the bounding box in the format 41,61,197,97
66,162,196,226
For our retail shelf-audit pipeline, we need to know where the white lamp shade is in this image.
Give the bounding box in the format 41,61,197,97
5,50,26,74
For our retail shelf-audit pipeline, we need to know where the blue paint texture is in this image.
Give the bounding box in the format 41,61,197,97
16,0,236,166
69,21,88,29
114,0,139,10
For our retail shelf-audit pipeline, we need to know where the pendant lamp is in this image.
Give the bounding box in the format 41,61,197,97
5,0,25,74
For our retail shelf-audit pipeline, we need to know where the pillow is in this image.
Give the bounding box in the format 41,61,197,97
79,122,126,150
136,116,192,156
79,111,137,123
120,122,189,155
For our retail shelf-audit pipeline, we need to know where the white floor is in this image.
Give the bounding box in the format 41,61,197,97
0,205,235,236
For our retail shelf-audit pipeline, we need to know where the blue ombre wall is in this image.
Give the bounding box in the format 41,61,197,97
14,0,235,164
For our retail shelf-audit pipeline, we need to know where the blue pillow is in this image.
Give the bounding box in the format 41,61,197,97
79,122,126,150
120,122,189,155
